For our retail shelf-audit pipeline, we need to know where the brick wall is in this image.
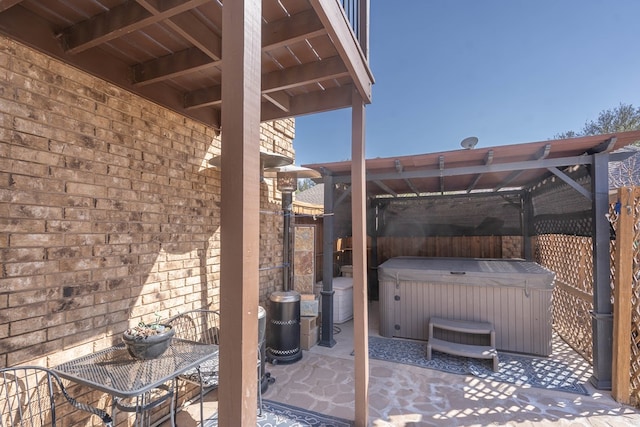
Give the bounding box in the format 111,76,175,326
0,35,295,373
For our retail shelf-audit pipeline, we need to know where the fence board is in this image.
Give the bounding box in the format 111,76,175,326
376,236,502,264
611,187,640,405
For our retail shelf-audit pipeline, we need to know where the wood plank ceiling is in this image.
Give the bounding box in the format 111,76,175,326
0,0,374,130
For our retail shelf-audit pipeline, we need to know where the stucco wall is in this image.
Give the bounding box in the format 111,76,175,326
0,35,295,373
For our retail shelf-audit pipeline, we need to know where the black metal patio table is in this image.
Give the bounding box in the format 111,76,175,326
53,339,219,426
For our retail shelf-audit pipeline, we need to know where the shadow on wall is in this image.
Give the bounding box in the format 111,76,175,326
1,37,294,369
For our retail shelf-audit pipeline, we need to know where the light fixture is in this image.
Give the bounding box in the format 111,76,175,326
275,172,297,192
263,165,322,192
207,148,293,170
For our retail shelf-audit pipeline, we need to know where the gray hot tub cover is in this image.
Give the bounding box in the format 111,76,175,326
378,257,555,289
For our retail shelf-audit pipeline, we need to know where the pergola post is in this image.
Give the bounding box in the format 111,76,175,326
219,0,261,425
590,151,613,390
320,174,336,347
522,190,533,260
351,89,369,426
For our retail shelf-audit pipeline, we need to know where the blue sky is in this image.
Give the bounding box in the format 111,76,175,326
293,0,640,166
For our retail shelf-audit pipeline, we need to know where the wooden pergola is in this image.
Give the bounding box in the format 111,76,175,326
306,130,640,392
0,0,374,425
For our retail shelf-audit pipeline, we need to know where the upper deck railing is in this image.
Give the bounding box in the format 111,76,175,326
341,0,369,58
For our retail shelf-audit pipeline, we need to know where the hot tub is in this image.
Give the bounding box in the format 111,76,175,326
378,257,556,356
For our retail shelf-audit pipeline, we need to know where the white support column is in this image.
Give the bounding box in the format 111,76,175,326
351,88,369,426
219,0,261,425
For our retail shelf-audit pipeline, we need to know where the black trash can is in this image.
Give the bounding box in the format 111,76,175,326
266,291,302,364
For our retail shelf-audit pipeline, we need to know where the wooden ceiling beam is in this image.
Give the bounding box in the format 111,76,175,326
185,85,222,110
164,11,222,60
185,56,348,109
262,56,348,93
0,0,22,13
262,92,291,112
263,9,326,50
133,48,219,86
261,85,353,121
61,0,210,54
132,9,327,87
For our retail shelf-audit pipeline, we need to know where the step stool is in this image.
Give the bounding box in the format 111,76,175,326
426,317,499,372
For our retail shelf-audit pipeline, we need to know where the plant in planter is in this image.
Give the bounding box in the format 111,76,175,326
122,313,175,360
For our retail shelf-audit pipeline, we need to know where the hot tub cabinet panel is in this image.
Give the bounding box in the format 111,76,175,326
378,257,556,356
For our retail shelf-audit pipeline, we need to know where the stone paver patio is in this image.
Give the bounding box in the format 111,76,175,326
170,302,640,426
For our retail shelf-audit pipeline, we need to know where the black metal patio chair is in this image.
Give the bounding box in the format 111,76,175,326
0,365,113,427
167,309,266,423
167,309,220,424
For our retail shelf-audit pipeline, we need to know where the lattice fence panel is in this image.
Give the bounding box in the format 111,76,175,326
631,191,640,406
536,234,594,362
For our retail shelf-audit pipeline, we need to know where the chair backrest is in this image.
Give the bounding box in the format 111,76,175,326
0,366,112,427
168,309,220,345
1,365,61,427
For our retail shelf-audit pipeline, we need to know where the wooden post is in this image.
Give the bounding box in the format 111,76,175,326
612,187,635,403
351,88,369,426
219,0,261,425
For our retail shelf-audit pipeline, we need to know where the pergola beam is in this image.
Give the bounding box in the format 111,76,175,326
335,185,352,207
467,149,493,192
330,151,634,184
587,136,617,154
373,180,397,197
547,167,592,201
395,160,419,196
495,144,551,191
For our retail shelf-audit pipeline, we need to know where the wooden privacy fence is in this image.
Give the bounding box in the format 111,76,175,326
612,187,640,405
375,236,506,264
